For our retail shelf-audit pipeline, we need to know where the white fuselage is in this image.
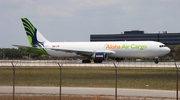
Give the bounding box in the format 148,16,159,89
43,41,170,59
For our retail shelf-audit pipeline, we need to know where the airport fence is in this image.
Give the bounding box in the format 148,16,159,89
0,60,179,100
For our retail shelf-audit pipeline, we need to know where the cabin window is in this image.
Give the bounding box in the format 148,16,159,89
159,45,166,47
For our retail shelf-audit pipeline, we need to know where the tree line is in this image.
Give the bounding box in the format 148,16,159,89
0,45,180,61
0,48,43,60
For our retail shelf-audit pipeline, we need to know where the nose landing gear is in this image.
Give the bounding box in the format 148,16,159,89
154,57,159,64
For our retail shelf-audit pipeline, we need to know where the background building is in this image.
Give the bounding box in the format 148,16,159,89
90,30,180,46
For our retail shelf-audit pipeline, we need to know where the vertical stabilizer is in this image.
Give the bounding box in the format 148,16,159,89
21,18,49,48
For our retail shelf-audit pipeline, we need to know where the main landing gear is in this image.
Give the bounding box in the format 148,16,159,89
82,59,91,63
82,59,103,63
154,57,159,64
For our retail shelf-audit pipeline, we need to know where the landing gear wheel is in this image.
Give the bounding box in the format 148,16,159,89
82,60,91,63
94,59,103,63
155,59,158,64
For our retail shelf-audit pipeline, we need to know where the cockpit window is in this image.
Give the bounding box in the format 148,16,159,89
159,45,166,47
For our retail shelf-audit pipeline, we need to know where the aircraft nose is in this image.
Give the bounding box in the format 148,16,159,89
165,47,171,54
167,47,170,52
160,47,170,55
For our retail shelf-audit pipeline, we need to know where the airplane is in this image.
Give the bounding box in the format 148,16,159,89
13,18,170,64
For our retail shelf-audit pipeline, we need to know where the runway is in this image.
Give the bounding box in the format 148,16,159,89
0,60,178,67
0,86,177,98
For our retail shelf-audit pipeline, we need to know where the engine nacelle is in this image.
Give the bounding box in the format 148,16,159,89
92,52,107,60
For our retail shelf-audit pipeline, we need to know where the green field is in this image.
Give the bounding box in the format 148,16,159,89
0,67,179,90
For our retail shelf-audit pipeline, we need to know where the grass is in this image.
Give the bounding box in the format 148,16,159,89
0,67,179,90
0,94,174,100
0,94,112,100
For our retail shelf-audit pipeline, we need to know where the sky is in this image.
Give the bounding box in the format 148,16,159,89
1,0,180,48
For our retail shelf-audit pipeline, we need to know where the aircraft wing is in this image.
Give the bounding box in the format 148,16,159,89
13,45,115,56
50,48,115,56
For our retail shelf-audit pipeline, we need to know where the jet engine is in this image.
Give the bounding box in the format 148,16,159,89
92,52,107,63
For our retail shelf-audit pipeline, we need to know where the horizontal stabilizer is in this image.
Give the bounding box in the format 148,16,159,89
12,45,41,49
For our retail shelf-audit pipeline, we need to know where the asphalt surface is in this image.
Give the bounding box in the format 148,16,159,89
0,86,178,98
0,60,178,67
